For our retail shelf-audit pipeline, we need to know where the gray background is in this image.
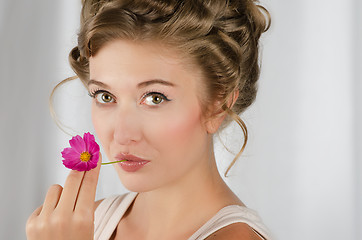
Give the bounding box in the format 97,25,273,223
0,0,361,239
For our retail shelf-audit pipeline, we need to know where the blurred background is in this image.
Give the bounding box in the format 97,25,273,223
0,0,361,239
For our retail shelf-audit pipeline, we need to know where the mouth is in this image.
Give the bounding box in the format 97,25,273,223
115,153,149,162
114,153,150,172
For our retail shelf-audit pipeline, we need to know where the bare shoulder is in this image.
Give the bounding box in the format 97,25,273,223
94,198,105,211
205,223,263,240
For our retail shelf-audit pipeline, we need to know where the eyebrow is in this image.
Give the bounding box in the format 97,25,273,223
88,80,110,89
137,79,175,88
88,79,175,89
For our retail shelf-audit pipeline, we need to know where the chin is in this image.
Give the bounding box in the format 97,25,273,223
113,166,159,193
122,182,155,193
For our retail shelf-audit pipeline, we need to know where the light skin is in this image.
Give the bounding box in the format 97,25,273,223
26,40,261,240
26,156,102,240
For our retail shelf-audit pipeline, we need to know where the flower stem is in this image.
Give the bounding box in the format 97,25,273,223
101,160,127,165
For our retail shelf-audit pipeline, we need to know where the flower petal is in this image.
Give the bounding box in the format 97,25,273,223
86,161,98,171
88,141,100,155
83,132,95,152
62,158,80,169
71,161,88,171
89,152,99,165
61,147,80,160
91,151,99,161
69,135,86,154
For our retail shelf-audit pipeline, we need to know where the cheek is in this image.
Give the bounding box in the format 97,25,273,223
91,105,112,153
146,104,206,154
91,105,102,136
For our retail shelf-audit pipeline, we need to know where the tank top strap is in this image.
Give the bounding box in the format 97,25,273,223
94,194,272,240
187,205,272,240
94,192,138,240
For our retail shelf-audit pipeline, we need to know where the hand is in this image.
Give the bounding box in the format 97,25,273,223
26,154,102,240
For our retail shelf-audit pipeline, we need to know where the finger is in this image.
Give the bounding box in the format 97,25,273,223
26,205,43,238
40,184,63,215
75,153,102,212
57,169,85,211
28,205,43,221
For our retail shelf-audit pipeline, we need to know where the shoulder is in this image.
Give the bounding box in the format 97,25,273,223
205,223,263,240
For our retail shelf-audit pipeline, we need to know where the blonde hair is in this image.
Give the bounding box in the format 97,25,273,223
51,0,270,176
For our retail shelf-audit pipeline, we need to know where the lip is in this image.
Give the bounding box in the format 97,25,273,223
115,153,150,172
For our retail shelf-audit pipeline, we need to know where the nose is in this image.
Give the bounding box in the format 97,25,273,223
113,105,142,145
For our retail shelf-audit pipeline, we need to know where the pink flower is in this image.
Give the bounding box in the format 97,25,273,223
61,132,100,171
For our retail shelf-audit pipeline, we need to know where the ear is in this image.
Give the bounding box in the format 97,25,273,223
205,90,239,134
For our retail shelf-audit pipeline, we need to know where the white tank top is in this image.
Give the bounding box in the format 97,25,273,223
94,192,272,240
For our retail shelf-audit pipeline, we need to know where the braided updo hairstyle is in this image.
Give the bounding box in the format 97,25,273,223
52,0,270,176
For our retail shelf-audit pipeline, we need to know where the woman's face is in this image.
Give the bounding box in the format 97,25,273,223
89,40,213,192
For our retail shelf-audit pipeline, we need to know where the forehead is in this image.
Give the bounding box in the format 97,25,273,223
88,39,204,89
91,40,188,73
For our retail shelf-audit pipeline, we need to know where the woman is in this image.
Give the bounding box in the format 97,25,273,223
26,0,271,239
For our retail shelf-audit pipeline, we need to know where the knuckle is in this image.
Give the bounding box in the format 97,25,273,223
50,213,68,230
25,218,36,235
73,212,93,229
77,207,94,218
26,217,50,237
37,217,50,231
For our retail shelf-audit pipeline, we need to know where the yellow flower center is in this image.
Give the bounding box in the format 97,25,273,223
80,152,91,162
